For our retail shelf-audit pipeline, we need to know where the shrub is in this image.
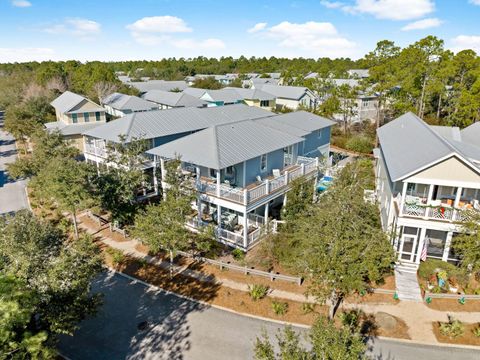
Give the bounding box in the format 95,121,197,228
418,259,465,284
340,310,362,330
345,136,374,154
107,248,125,267
232,248,245,261
472,326,480,338
301,302,315,314
439,316,464,339
248,284,269,301
271,301,288,315
138,258,149,268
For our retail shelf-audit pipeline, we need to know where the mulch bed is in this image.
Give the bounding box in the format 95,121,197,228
426,298,480,312
433,322,480,346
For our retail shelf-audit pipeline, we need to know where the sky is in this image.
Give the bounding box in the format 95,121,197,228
1,0,480,63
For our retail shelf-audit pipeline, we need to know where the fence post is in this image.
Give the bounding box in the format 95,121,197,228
284,170,289,185
270,271,274,281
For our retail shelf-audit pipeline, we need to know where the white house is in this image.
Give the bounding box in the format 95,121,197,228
102,92,158,117
256,84,318,111
375,113,480,267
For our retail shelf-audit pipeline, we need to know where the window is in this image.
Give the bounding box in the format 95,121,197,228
209,168,216,178
95,112,101,121
317,129,322,138
225,166,234,176
72,113,78,123
260,154,267,173
84,112,90,122
260,100,269,107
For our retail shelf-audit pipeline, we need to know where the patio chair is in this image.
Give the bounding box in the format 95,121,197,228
256,175,262,183
272,169,281,177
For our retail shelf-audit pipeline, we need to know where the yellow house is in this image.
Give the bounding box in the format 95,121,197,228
45,91,107,151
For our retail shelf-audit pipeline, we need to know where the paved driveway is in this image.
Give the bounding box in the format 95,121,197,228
0,118,28,215
59,272,480,360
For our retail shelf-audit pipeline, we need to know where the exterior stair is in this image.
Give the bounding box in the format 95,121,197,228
394,261,422,302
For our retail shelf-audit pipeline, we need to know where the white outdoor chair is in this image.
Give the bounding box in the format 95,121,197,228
272,169,281,177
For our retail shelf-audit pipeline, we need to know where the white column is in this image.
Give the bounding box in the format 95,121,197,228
153,156,158,195
217,204,222,229
264,203,270,230
415,228,427,264
284,170,289,185
160,158,166,181
426,184,434,204
243,211,248,249
283,193,287,207
400,181,408,215
301,163,305,175
442,231,453,262
265,179,270,195
216,170,221,197
454,187,463,208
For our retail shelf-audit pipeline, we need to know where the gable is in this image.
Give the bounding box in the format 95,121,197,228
69,99,103,112
406,155,480,187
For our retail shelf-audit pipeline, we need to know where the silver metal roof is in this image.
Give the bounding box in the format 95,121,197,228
225,87,276,101
50,91,89,114
147,119,303,169
257,85,312,100
201,89,243,103
44,121,103,136
83,104,273,142
182,87,208,98
129,80,188,93
142,90,207,107
378,112,480,181
461,122,480,147
102,93,157,112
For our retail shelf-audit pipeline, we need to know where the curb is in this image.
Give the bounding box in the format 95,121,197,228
108,268,310,329
107,268,480,351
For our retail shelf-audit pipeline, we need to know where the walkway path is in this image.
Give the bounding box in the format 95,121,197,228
0,118,28,215
394,262,423,301
78,215,480,345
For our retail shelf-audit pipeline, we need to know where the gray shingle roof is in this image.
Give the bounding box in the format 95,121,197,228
461,122,480,147
256,85,311,100
83,104,273,143
378,112,480,181
147,119,303,169
142,90,207,107
44,121,103,136
50,91,90,114
129,80,188,93
102,93,157,112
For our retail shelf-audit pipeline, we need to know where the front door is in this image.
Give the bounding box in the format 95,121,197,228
283,146,294,167
399,234,417,262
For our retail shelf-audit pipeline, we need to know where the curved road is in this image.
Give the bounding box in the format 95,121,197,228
59,272,479,360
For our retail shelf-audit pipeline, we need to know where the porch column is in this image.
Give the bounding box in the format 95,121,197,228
160,157,166,200
415,228,427,264
153,156,158,195
216,170,221,197
264,203,270,230
283,193,287,207
243,211,248,249
442,231,453,262
400,181,408,215
196,166,202,222
217,204,222,229
454,187,463,208
426,184,434,204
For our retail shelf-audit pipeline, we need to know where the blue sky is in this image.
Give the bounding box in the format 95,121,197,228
1,0,480,62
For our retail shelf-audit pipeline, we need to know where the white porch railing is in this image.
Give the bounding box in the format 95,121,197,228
401,202,478,223
85,144,106,158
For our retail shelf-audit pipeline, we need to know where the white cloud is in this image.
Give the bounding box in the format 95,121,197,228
469,0,480,5
126,16,192,33
450,35,480,54
172,38,225,50
320,1,344,9
12,0,31,7
0,47,54,63
247,22,267,33
331,0,435,21
44,18,101,39
255,21,356,57
401,18,442,31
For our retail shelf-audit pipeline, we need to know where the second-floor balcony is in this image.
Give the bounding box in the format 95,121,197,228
85,143,106,158
195,156,319,206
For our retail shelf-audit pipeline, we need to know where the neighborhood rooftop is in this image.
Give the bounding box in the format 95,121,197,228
255,84,310,100
44,121,102,136
102,92,156,112
225,87,276,101
142,89,207,107
83,104,273,142
50,91,103,114
129,80,188,93
147,119,304,169
377,112,480,182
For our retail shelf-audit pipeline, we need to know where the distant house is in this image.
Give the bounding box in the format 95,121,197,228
347,69,370,79
45,91,106,151
257,84,318,111
102,93,157,117
225,87,276,109
142,89,207,109
245,77,279,88
187,74,239,86
375,113,480,266
129,80,188,94
199,89,244,107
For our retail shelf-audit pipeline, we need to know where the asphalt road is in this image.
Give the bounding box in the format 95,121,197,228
0,117,28,215
59,272,480,360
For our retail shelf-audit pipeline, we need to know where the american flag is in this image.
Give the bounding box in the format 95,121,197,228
420,239,427,261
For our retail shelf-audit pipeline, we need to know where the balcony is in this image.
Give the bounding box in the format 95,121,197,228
196,156,318,206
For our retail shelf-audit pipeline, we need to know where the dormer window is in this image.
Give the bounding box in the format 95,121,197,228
260,154,267,173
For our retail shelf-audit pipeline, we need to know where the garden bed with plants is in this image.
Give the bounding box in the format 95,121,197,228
433,316,480,346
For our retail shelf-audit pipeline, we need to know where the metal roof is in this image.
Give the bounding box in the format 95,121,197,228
102,92,157,112
431,125,462,142
182,87,208,98
44,121,103,136
201,89,243,103
377,112,480,181
50,91,89,114
129,80,188,93
147,119,303,169
142,90,207,107
461,122,480,147
256,85,311,100
225,87,276,101
83,104,273,142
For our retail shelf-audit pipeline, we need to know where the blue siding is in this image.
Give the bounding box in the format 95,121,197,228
299,127,331,157
152,131,192,149
244,148,285,186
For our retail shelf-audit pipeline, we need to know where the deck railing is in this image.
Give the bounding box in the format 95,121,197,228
401,201,478,223
84,144,106,158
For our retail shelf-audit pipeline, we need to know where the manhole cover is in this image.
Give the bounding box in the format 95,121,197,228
137,321,149,331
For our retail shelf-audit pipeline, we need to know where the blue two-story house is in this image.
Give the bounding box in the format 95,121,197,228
147,110,334,250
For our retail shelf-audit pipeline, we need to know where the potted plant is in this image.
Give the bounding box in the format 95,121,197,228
437,270,447,288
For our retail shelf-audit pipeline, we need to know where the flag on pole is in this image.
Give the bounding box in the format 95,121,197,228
420,239,427,262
